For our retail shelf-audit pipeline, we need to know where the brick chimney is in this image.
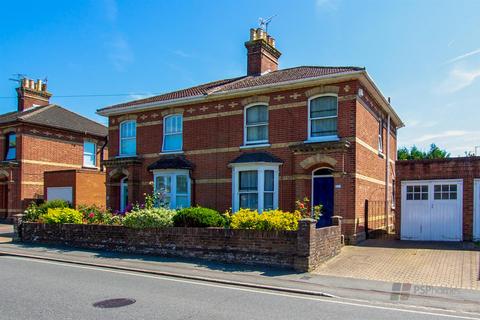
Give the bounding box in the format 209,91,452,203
245,28,282,76
16,78,52,112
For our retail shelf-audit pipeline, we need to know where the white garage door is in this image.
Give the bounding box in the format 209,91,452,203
47,187,73,204
401,180,462,241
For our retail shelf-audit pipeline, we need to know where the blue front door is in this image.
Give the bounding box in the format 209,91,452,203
313,176,334,228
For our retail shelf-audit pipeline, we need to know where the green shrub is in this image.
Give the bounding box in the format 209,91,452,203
39,208,83,224
229,209,302,231
173,207,225,228
122,208,176,229
24,199,71,222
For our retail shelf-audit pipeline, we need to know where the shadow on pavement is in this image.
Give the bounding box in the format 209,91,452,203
358,239,480,251
7,242,299,277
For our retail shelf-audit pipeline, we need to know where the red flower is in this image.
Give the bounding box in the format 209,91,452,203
88,212,95,218
299,203,305,209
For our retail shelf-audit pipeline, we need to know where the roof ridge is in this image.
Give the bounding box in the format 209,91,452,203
18,104,54,120
47,105,107,128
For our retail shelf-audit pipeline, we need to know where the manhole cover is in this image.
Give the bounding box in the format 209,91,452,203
93,298,136,309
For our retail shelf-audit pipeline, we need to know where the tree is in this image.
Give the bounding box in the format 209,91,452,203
397,144,450,160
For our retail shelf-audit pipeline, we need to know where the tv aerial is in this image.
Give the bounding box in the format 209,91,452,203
259,15,277,32
8,73,28,83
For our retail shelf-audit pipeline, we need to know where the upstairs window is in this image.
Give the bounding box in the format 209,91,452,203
5,133,16,160
163,115,183,152
378,119,384,152
308,95,338,141
119,120,136,156
83,141,96,167
245,104,268,145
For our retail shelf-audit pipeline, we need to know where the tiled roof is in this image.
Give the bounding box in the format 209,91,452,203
230,152,284,164
0,105,107,137
99,66,364,112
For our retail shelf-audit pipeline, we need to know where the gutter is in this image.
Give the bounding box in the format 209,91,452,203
96,70,404,128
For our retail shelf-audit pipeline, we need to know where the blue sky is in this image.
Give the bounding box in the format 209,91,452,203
1,0,479,156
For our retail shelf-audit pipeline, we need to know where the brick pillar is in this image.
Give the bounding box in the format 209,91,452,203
294,218,316,272
12,213,24,242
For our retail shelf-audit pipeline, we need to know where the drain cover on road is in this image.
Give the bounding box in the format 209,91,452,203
93,298,136,308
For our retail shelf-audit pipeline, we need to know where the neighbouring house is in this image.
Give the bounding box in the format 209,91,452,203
97,28,404,243
396,157,480,242
0,78,108,220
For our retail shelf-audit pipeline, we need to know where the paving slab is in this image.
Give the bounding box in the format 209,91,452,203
314,240,480,290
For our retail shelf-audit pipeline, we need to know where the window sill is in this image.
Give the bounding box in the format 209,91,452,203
304,136,339,144
240,143,271,150
116,154,138,159
82,166,98,170
160,150,184,155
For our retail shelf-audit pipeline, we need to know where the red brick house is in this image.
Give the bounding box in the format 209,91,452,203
0,78,108,220
98,28,403,242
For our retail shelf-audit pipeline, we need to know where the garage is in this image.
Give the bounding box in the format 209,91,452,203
46,187,73,204
400,179,463,241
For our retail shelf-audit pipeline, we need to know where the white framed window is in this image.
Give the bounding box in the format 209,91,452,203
163,114,183,152
406,185,428,201
153,169,190,209
232,164,279,212
244,104,268,145
308,94,338,141
119,120,136,156
378,119,384,152
83,141,96,167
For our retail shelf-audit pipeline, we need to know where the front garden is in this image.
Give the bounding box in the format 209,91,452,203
23,194,322,232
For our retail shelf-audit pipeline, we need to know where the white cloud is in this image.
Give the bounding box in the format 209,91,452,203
315,0,338,11
172,50,192,58
414,130,468,143
407,119,438,129
438,66,480,93
106,34,133,71
445,47,480,64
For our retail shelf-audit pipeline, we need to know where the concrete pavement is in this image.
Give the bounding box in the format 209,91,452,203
1,255,478,320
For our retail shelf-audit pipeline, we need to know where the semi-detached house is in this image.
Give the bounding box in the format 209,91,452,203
98,28,404,243
0,78,108,219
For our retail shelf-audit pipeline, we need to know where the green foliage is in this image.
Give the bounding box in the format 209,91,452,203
173,207,225,228
229,209,302,231
398,144,450,160
78,205,120,225
23,200,71,222
39,208,83,224
122,207,176,229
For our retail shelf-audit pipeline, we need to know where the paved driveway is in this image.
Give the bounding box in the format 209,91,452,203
314,240,480,290
0,223,13,243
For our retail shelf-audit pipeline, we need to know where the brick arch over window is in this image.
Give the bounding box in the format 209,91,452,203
108,167,129,180
299,154,337,170
305,85,340,98
241,95,270,106
0,169,9,179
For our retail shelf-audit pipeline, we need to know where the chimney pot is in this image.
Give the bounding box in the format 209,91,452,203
245,27,281,76
28,79,34,89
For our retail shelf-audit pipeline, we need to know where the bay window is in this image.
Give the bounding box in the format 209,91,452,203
232,164,279,212
153,170,190,209
119,120,136,156
244,104,268,145
163,114,183,152
308,94,338,141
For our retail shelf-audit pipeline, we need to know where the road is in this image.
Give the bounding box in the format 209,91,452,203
0,256,478,320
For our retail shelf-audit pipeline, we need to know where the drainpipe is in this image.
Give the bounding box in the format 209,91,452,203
385,114,391,233
100,137,108,172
